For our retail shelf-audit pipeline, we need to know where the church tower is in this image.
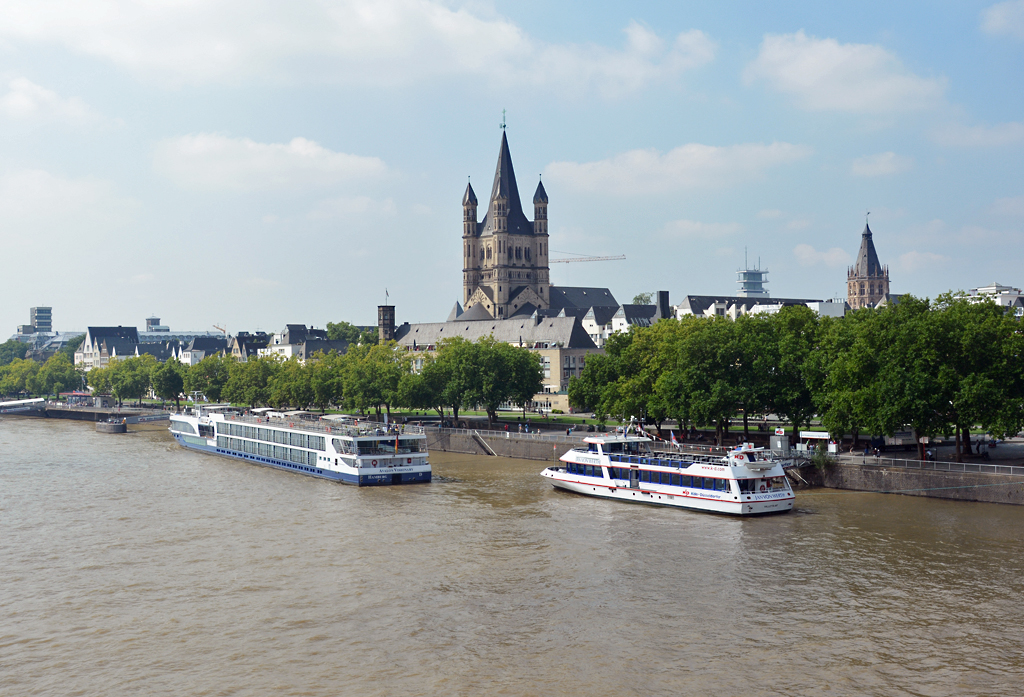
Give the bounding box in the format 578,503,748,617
462,131,550,319
847,221,890,310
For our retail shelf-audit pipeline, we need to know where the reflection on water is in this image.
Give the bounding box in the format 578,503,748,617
2,417,1023,696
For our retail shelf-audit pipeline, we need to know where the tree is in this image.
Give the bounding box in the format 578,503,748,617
223,356,280,408
108,355,158,406
632,292,653,305
422,337,479,422
0,358,39,396
152,358,186,409
468,338,544,427
326,321,362,343
0,339,29,367
269,357,312,409
766,306,819,442
185,354,233,402
342,342,406,419
308,350,345,413
32,353,82,397
58,335,85,361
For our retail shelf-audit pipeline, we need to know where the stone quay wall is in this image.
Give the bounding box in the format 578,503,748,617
426,430,575,463
820,462,1024,506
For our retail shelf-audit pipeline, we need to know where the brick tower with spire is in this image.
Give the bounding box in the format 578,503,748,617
847,221,890,310
462,131,550,318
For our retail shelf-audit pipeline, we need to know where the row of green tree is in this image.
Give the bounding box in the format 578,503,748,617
79,337,542,426
0,352,83,397
569,294,1024,460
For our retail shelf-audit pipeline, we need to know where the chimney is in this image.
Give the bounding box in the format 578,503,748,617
656,291,670,320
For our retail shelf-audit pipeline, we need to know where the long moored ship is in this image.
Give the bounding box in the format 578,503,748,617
541,434,793,515
169,406,430,486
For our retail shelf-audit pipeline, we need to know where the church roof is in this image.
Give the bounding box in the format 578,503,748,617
477,131,534,236
446,301,464,322
394,315,597,350
533,179,548,204
458,303,494,321
462,182,477,206
852,223,884,277
548,286,619,311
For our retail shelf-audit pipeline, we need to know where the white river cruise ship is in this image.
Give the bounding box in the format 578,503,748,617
169,405,430,486
541,434,793,515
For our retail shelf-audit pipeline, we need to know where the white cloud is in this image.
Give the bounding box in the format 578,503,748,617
0,77,100,123
851,151,914,177
546,142,811,195
787,218,812,230
757,208,784,219
745,31,946,112
793,244,850,268
661,219,742,239
0,169,136,253
898,250,948,271
991,195,1024,217
932,121,1024,147
982,1,1024,39
154,134,387,192
0,2,714,94
307,196,397,219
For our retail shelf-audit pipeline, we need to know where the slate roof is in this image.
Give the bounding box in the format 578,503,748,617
101,338,141,357
615,304,659,326
187,336,228,353
446,301,464,322
395,315,597,350
584,306,619,325
678,295,822,315
298,340,350,359
548,286,619,311
852,223,884,277
87,326,139,344
462,182,477,206
475,132,534,237
458,303,493,321
533,179,548,204
136,342,178,361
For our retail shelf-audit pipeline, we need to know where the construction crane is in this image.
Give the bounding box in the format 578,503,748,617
213,324,227,335
549,253,626,264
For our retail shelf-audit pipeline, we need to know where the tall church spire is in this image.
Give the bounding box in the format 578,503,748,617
847,221,890,310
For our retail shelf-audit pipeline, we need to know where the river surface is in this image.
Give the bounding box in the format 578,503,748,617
2,418,1023,696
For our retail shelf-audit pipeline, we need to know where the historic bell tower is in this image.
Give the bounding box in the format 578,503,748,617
847,218,890,310
461,129,550,319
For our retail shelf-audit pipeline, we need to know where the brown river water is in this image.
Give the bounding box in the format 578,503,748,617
2,417,1023,696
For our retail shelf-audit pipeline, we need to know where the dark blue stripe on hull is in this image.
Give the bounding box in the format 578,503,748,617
174,435,429,485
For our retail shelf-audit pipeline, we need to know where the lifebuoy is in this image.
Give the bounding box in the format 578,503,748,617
372,459,378,467
759,484,766,492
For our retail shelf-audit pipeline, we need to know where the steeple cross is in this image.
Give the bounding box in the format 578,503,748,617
866,210,870,224
500,109,506,130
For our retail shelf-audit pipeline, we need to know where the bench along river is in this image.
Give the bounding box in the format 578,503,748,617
2,417,1023,696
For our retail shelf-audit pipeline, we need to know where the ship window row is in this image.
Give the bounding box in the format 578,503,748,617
170,421,196,435
332,438,422,455
567,463,734,491
217,423,325,451
216,436,318,466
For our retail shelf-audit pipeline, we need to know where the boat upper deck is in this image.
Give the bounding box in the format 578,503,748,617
179,408,425,440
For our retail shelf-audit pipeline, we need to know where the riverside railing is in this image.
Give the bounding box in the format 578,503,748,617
840,454,1024,477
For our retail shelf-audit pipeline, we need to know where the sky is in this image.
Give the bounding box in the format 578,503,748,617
1,0,1023,335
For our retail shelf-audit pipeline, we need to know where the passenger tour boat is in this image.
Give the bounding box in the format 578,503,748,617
169,405,430,485
541,434,793,515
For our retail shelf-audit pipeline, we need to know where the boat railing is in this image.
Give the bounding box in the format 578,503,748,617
209,411,426,438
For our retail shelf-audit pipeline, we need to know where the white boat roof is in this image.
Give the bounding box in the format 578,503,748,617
250,407,274,413
583,434,652,444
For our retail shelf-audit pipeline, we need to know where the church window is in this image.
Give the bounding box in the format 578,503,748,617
486,246,492,260
516,247,521,259
525,247,531,261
